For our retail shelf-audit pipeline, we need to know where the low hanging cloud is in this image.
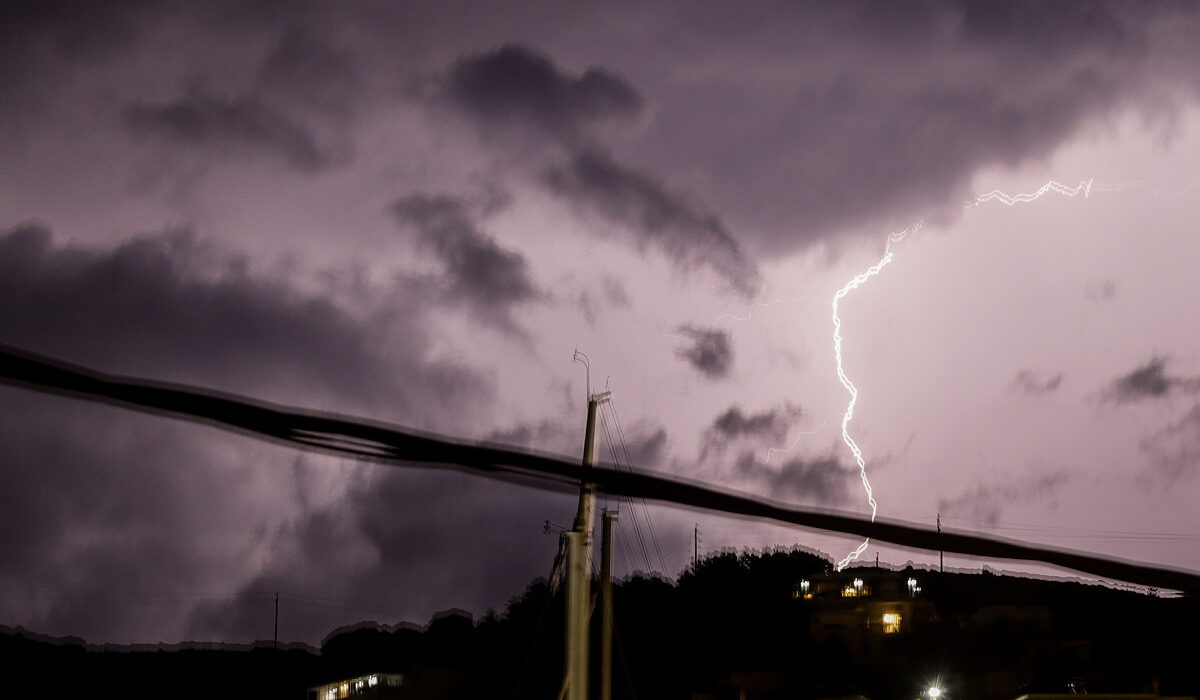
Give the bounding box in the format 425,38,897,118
443,43,643,141
1011,370,1064,396
543,150,761,296
124,88,334,171
608,426,668,470
256,27,360,116
1139,404,1200,482
937,471,1071,527
701,403,800,461
0,222,486,420
673,325,733,379
1085,278,1118,302
1104,357,1200,403
391,193,539,334
735,452,855,506
710,405,796,440
185,468,576,644
0,222,509,644
0,395,298,645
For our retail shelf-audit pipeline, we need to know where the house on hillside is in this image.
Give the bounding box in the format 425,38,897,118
796,569,937,644
308,673,404,700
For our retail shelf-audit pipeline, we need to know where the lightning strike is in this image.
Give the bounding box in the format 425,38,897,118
966,179,1095,207
764,411,840,464
692,177,1180,572
832,223,920,570
831,177,1179,570
709,296,812,327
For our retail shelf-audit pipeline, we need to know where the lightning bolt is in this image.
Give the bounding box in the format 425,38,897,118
832,223,920,570
709,296,813,327
966,179,1095,207
764,411,840,464
831,177,1185,570
967,178,1195,207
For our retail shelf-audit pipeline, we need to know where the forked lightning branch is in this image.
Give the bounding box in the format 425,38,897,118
830,179,1151,570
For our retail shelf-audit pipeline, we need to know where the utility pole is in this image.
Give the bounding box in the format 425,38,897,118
938,513,943,574
600,509,618,700
273,592,279,649
693,523,699,572
565,389,610,700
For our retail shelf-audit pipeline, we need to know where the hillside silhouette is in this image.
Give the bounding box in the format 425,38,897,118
4,547,1198,699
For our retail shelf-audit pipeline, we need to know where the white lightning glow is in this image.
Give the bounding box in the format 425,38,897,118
967,178,1194,207
764,411,840,464
830,177,1174,571
966,179,1095,207
709,296,812,326
832,223,920,570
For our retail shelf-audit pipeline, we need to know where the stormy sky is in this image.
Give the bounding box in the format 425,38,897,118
4,0,1200,645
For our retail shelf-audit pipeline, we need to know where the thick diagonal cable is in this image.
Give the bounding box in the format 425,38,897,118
2,343,1199,594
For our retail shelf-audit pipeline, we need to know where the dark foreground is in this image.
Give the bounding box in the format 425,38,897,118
4,549,1199,700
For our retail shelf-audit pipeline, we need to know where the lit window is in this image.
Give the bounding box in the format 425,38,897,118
368,676,378,687
881,611,902,634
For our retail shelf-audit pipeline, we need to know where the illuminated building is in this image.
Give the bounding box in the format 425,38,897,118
797,569,936,643
307,673,404,700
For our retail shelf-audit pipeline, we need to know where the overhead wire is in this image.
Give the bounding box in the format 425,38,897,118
599,407,653,573
606,399,670,575
3,343,1199,594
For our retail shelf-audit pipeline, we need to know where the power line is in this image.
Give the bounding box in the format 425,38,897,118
2,343,1199,594
606,400,669,575
598,408,653,573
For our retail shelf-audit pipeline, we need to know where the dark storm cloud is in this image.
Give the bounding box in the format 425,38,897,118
1011,370,1064,396
735,452,854,505
938,471,1070,527
630,0,1200,251
1140,403,1200,482
0,392,297,643
573,274,631,327
0,0,152,61
701,403,800,461
0,222,503,643
187,469,575,644
613,428,668,469
673,325,733,379
543,150,761,296
1104,357,1200,403
124,89,334,171
955,1,1130,52
391,194,538,334
1085,279,1118,302
443,43,643,140
485,415,585,462
711,405,794,440
256,27,360,116
0,222,486,417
